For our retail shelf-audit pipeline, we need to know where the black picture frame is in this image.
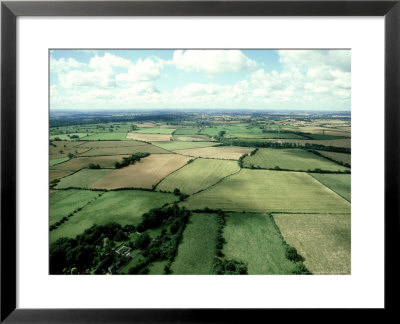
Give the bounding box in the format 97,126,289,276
1,0,399,322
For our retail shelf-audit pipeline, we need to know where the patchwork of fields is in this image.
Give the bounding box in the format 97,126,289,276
181,169,350,213
50,114,351,275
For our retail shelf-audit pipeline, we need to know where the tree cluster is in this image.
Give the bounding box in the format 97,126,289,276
114,152,150,169
50,223,131,274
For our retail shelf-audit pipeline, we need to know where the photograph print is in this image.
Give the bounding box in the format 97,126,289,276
49,49,351,275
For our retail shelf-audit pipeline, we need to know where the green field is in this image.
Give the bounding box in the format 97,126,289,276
228,132,305,140
148,261,168,274
50,190,179,243
82,133,129,141
306,134,348,140
50,157,70,167
309,173,351,202
50,133,90,140
222,213,297,274
133,128,175,134
274,213,351,274
55,169,113,189
181,169,351,213
171,213,218,274
199,126,262,137
150,141,219,151
243,148,350,172
157,158,240,194
316,151,351,166
173,127,200,135
49,189,102,226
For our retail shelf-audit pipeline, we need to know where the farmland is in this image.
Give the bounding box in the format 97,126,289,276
76,144,169,156
49,109,351,275
49,189,102,226
222,213,298,274
55,169,113,189
174,146,254,160
242,148,350,172
126,133,172,142
309,173,351,202
273,213,351,274
50,190,178,243
157,158,240,194
90,154,192,189
150,141,219,151
171,213,218,274
181,169,350,213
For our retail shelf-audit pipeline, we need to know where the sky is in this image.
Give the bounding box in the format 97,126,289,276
50,49,351,111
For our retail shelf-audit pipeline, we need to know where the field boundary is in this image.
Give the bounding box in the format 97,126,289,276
308,173,351,203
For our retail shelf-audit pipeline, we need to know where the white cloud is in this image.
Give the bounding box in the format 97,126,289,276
116,59,163,84
50,57,86,73
89,52,131,70
172,50,257,75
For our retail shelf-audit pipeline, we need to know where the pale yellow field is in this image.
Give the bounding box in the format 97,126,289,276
77,140,147,148
174,135,215,142
274,213,351,274
90,154,192,189
126,133,172,142
173,146,253,160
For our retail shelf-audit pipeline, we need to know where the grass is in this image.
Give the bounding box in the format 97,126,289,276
306,134,348,140
50,190,179,243
82,132,129,141
132,128,176,134
181,169,351,214
199,126,262,137
118,254,146,274
49,189,102,226
222,213,297,274
309,173,351,202
173,146,253,160
157,158,240,194
90,154,192,190
55,169,113,189
243,148,350,172
273,213,351,274
316,151,351,166
50,155,129,171
150,141,219,151
50,157,70,167
171,213,218,274
50,133,90,140
228,132,305,140
148,261,168,274
173,127,200,135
